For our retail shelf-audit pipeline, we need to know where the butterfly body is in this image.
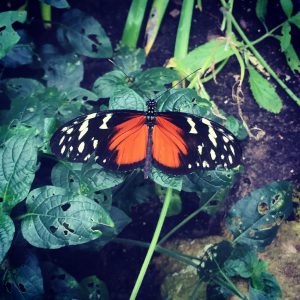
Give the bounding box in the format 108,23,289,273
51,99,242,178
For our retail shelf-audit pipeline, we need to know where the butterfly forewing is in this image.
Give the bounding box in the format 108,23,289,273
152,112,242,175
50,110,146,170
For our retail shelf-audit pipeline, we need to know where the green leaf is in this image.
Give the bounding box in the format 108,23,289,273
170,39,234,76
3,252,44,299
132,67,180,97
41,51,84,90
42,262,81,299
150,168,183,191
279,22,291,52
227,181,293,251
248,65,283,113
284,43,300,73
0,11,27,59
255,0,268,23
93,70,127,98
21,186,114,249
39,0,70,8
63,87,99,102
0,213,15,264
183,168,239,214
225,115,248,140
249,272,281,300
0,132,38,210
113,47,145,74
109,86,146,110
80,276,109,300
289,12,300,29
197,240,233,282
51,162,125,193
280,0,293,17
57,9,112,58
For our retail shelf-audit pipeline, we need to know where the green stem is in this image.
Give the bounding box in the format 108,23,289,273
40,2,52,29
174,0,194,59
201,57,229,83
129,187,173,300
158,191,218,245
221,7,300,105
114,237,199,267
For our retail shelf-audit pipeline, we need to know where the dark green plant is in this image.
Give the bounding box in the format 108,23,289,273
0,3,293,300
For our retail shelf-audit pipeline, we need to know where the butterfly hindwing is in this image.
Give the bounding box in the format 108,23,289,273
50,110,147,171
152,112,242,175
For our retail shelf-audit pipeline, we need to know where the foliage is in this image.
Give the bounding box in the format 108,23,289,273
0,2,294,300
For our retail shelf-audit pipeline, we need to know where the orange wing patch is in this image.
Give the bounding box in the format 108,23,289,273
109,116,148,165
152,116,188,168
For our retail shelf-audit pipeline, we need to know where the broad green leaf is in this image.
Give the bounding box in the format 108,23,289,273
150,168,183,191
113,171,154,213
57,9,112,58
197,240,233,281
183,168,239,214
248,65,283,113
51,162,125,193
0,213,15,264
227,181,292,251
63,87,99,102
3,252,44,299
255,0,268,23
249,272,281,300
280,0,293,17
2,78,45,101
39,0,70,8
289,12,300,29
280,23,291,52
132,67,180,97
0,132,38,210
42,52,84,90
1,43,33,67
225,115,248,140
113,47,145,74
80,276,109,300
93,70,127,98
42,262,81,299
109,86,146,110
284,43,300,73
169,39,234,76
21,186,114,248
0,11,27,59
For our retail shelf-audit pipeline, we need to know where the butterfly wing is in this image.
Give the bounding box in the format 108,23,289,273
152,112,242,175
50,110,148,171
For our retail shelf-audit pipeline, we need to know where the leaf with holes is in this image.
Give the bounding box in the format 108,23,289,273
227,181,292,251
284,44,300,73
2,252,44,299
197,240,233,282
80,276,109,300
51,161,125,193
41,262,81,298
0,213,15,264
183,167,239,214
248,65,283,113
150,168,183,191
0,11,27,59
0,131,38,210
57,9,112,58
21,186,114,249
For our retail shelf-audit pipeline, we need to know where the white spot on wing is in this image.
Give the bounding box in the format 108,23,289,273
202,118,211,126
61,145,66,154
188,164,192,169
69,146,73,152
223,136,229,143
208,127,217,147
61,127,68,132
196,162,200,166
203,161,210,168
78,142,85,153
84,154,91,161
85,113,97,120
230,145,235,155
67,128,74,134
78,127,88,140
187,117,197,134
103,159,107,163
79,120,89,132
93,140,98,149
198,144,204,155
59,136,65,145
210,149,216,160
228,155,233,164
221,154,225,160
99,113,112,129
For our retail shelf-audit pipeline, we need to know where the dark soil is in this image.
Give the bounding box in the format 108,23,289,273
3,0,300,299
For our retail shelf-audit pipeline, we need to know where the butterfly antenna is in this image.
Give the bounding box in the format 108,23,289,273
107,59,129,78
153,66,203,101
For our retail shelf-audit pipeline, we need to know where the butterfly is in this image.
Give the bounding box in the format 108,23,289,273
50,97,242,178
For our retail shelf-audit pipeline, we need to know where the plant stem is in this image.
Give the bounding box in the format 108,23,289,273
129,187,173,300
121,0,148,49
174,0,194,59
158,191,218,245
221,6,300,105
40,3,52,29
